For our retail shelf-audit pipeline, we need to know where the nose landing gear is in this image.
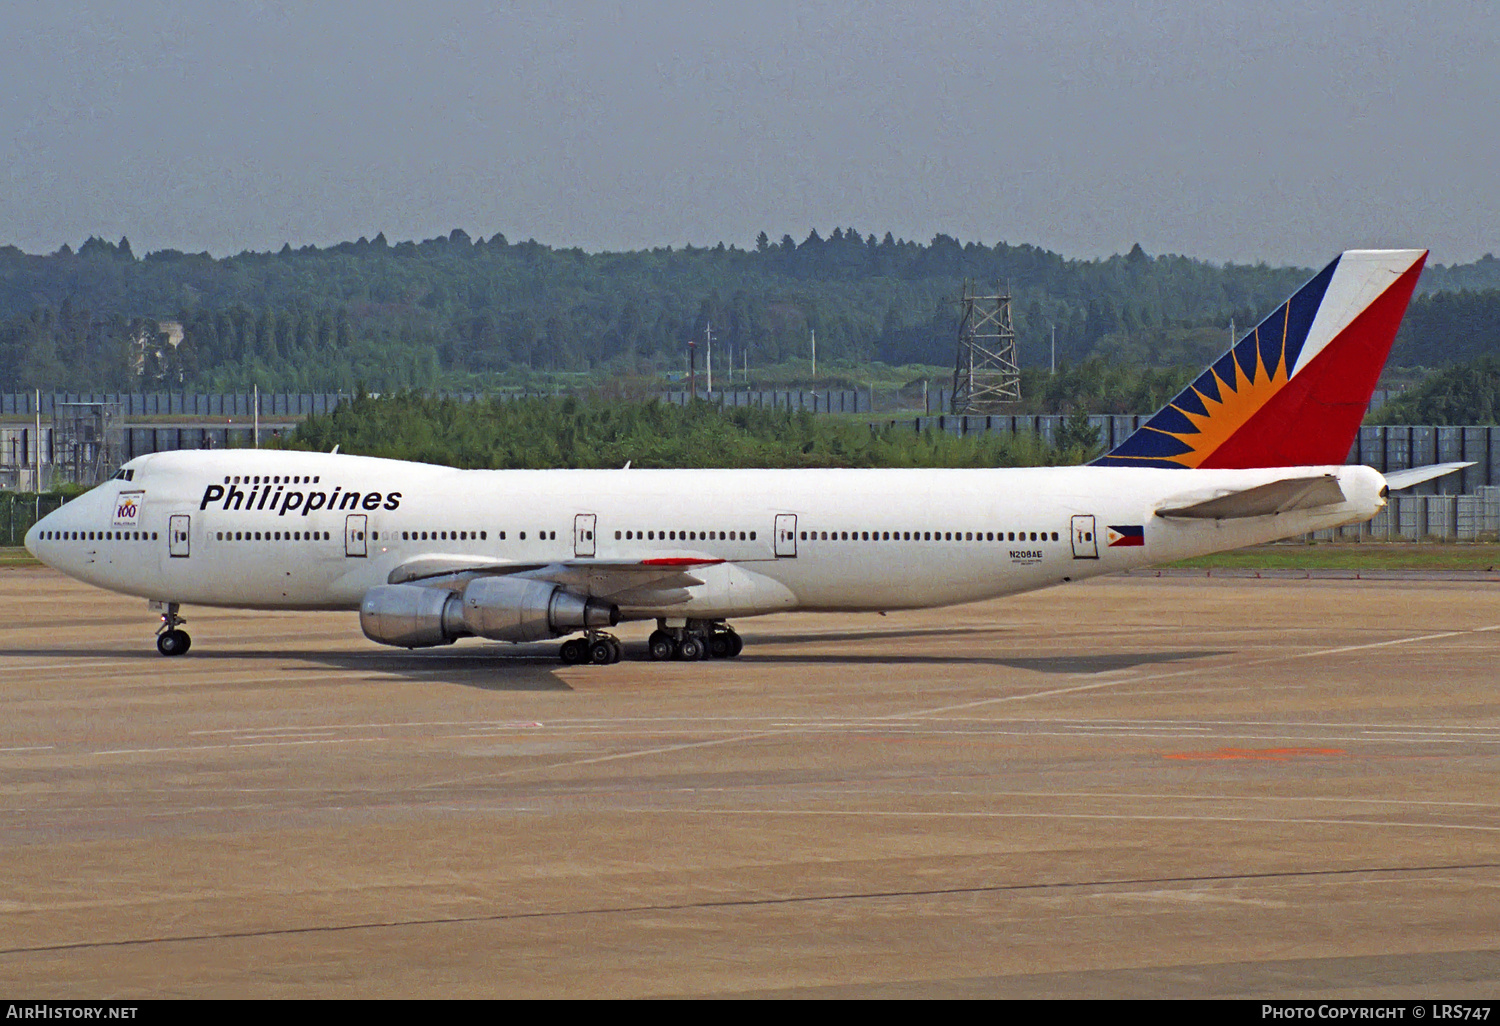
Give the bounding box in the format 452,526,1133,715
155,603,191,656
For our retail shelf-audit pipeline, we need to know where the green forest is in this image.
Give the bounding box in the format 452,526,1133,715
3,231,1497,400
283,392,1103,469
1371,356,1500,424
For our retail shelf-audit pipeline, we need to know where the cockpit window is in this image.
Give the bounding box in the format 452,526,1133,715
113,469,135,481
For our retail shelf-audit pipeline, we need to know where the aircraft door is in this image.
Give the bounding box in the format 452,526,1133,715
168,514,191,558
574,514,597,558
345,514,368,558
1071,515,1099,559
774,514,798,558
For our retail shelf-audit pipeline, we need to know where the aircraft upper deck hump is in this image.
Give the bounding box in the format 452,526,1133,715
1094,249,1427,469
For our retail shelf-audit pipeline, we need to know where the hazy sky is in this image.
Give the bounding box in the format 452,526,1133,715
3,1,1496,265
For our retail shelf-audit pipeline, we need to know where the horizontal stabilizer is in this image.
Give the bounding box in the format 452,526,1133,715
1157,474,1346,520
1383,462,1474,491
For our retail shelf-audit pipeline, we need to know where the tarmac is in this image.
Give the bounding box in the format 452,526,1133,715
0,566,1496,998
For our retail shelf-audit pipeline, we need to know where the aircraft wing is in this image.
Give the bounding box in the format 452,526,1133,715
386,554,723,606
1156,474,1348,520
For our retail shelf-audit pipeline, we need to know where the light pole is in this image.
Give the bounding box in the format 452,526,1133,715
34,389,41,520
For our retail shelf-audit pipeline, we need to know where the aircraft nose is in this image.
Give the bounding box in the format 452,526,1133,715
25,502,59,561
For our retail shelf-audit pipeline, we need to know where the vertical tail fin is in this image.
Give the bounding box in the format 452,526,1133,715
1094,249,1427,469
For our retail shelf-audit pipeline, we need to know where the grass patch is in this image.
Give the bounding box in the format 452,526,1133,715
1167,542,1500,571
0,547,41,568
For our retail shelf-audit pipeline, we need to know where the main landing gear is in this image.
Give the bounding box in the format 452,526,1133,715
559,631,624,666
647,620,743,662
155,603,191,657
556,620,745,665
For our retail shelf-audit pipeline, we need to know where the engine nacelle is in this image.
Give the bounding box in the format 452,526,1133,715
360,584,469,648
461,576,618,642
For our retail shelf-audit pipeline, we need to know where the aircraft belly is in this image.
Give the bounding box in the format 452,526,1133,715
632,562,797,618
737,550,1058,613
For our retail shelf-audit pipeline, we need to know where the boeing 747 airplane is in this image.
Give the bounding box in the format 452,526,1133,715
25,249,1463,664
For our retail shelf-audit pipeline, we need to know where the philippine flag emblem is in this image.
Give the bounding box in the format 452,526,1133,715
1106,525,1145,547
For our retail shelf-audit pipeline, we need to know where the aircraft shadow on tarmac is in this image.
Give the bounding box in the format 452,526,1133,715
0,644,573,692
743,627,1227,673
0,635,1222,687
741,648,1226,673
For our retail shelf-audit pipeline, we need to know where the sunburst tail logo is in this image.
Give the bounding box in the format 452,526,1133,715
1094,249,1427,470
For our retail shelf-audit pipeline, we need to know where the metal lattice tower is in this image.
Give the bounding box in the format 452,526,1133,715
950,281,1021,414
52,401,123,487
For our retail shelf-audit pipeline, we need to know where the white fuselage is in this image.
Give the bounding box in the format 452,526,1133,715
25,449,1386,623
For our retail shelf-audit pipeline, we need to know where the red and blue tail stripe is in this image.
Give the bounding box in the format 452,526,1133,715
1094,249,1427,470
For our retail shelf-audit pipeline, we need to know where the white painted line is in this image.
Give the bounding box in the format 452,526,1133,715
0,660,147,674
189,719,543,735
92,737,391,756
632,808,1500,833
1288,630,1467,659
881,624,1500,721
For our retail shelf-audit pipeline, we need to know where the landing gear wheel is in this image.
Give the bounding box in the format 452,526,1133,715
154,603,190,657
648,631,676,661
559,638,587,665
156,629,190,657
676,635,704,661
708,633,733,659
725,631,743,658
607,637,624,663
589,639,616,665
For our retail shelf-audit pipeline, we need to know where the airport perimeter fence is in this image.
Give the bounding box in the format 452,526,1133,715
1306,487,1500,542
0,390,567,419
5,387,909,420
3,389,1499,536
5,386,1399,420
892,417,1500,495
3,388,1497,479
2,416,1491,490
0,493,67,547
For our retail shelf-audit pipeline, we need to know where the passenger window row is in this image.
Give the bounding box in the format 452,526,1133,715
798,529,1060,542
38,530,157,542
614,530,756,541
397,530,559,542
216,531,332,542
223,474,321,485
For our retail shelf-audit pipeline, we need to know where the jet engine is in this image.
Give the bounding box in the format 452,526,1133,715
460,575,618,642
359,584,467,648
360,577,617,649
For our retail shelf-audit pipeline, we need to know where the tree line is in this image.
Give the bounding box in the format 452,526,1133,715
1372,355,1500,425
284,392,1102,469
2,232,1496,401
